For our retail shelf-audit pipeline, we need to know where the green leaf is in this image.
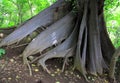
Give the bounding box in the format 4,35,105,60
0,48,6,58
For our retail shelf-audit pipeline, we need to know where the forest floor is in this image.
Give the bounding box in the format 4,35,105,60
0,46,86,83
0,46,117,83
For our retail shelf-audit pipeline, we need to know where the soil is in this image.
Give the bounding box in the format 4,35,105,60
0,46,111,83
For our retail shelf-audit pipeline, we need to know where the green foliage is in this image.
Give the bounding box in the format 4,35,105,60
0,48,6,58
104,0,120,48
0,0,56,28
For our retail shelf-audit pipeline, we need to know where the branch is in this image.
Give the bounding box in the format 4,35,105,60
109,47,120,81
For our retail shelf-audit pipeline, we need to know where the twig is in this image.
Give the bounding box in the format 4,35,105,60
11,43,28,48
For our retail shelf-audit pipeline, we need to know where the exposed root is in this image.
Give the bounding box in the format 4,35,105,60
62,57,68,72
38,58,51,74
23,55,32,76
30,56,41,64
15,41,20,46
62,53,69,72
16,54,23,60
23,55,28,64
26,61,32,76
37,47,75,73
11,43,28,48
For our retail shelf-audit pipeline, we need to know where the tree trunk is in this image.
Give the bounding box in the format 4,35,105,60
0,0,116,81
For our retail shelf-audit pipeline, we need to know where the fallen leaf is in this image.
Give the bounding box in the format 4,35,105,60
34,68,39,72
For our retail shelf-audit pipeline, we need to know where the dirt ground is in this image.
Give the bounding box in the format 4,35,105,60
0,46,119,83
0,47,85,83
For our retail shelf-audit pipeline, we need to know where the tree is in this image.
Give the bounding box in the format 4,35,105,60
0,0,118,82
0,0,51,28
